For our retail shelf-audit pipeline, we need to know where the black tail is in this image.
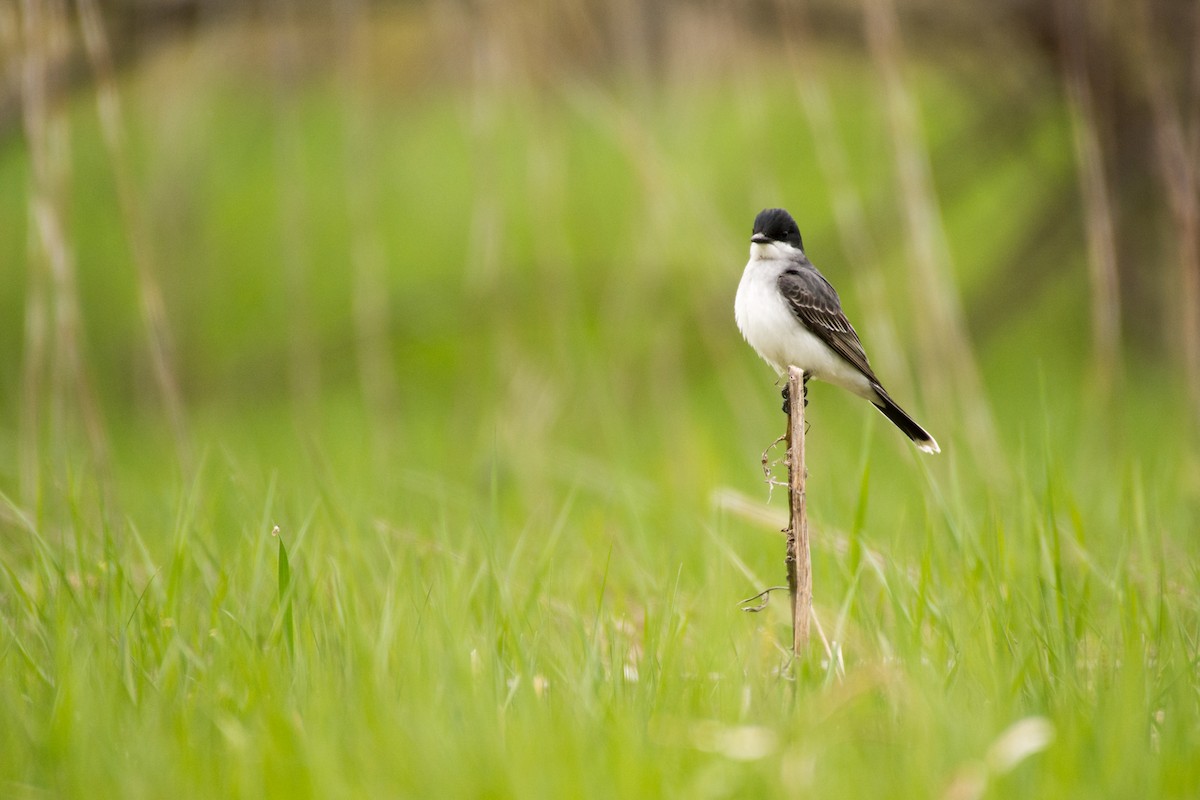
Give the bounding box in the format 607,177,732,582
871,386,940,454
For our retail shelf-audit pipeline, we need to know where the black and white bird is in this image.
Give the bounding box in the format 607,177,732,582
734,208,940,454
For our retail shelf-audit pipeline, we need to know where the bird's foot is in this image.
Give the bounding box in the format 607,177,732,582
780,375,811,415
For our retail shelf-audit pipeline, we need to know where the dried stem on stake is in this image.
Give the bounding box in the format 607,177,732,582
786,366,811,657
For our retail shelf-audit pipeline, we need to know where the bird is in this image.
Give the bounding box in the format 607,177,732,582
734,207,940,454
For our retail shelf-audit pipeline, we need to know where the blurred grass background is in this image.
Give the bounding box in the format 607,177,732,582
1,0,1199,797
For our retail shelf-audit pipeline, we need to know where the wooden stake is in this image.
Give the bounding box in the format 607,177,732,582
786,366,811,656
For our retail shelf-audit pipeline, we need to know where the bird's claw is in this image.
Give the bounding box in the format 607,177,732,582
779,375,811,415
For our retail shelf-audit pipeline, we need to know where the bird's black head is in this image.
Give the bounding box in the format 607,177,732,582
751,208,803,250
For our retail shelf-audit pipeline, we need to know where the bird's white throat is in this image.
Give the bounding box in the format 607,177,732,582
749,241,801,262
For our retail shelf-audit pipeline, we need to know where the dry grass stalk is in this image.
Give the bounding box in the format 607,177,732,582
269,0,321,411
1135,0,1200,428
76,0,192,470
786,366,811,657
1055,0,1122,398
19,0,114,511
862,0,1003,472
334,0,400,439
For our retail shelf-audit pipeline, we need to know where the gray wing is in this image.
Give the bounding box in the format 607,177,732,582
776,266,880,384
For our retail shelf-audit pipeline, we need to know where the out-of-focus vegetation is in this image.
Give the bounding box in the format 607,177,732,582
1,1,1198,798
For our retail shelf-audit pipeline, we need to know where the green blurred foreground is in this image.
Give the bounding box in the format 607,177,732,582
1,36,1199,800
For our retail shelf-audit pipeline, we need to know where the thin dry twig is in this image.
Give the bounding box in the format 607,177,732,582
760,432,787,498
739,585,788,613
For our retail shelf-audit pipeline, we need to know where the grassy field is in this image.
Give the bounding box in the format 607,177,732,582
1,25,1199,799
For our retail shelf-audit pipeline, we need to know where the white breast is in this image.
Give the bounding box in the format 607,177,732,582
734,256,874,399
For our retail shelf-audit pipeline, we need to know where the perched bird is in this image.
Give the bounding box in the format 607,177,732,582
734,207,940,454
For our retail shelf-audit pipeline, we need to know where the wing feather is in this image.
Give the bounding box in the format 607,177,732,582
776,266,879,384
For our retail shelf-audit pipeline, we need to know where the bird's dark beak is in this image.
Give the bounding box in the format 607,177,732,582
750,233,771,244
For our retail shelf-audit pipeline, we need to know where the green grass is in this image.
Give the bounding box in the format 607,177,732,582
1,37,1199,799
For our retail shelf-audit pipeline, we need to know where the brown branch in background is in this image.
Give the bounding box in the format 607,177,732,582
18,0,114,513
862,0,1003,471
76,0,192,471
1055,0,1122,399
334,0,400,445
786,366,811,658
1135,0,1200,428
